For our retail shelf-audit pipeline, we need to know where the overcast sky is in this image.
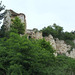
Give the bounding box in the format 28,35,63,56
1,0,75,32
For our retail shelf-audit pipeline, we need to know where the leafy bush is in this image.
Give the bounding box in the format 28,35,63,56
11,17,25,34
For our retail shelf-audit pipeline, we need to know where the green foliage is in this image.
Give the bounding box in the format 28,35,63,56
0,25,8,37
41,23,64,39
11,17,25,34
41,23,75,48
0,32,56,75
7,64,22,75
54,55,75,75
0,31,75,75
0,9,75,74
0,16,25,37
33,28,38,33
0,1,6,37
0,1,5,21
64,32,75,40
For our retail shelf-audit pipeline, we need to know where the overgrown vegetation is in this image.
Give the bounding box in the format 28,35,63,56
0,22,75,75
0,1,6,37
0,1,5,22
0,17,25,37
11,17,25,34
41,23,75,48
0,1,75,75
0,32,75,74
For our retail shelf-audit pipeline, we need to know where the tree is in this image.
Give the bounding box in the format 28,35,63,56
0,1,6,37
0,31,56,74
41,23,64,39
0,1,5,23
11,17,25,34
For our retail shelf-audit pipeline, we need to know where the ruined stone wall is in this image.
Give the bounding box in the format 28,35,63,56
34,32,43,39
3,10,11,30
3,10,26,33
26,29,35,39
26,29,43,39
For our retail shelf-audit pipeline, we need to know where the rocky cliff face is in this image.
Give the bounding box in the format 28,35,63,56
55,38,71,54
45,35,75,58
44,35,71,53
44,35,56,50
66,48,75,58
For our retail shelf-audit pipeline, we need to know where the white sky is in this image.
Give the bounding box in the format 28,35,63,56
1,0,75,32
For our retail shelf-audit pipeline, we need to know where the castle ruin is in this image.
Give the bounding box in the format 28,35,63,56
3,9,75,58
3,9,26,33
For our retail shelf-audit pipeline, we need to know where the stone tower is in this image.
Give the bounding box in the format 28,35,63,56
3,9,26,34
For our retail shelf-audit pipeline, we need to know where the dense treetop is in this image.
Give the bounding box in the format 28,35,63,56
41,23,75,48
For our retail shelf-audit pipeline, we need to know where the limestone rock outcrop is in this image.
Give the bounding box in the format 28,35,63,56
66,48,75,58
44,35,56,50
44,35,71,54
55,38,71,54
45,35,75,58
